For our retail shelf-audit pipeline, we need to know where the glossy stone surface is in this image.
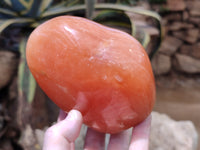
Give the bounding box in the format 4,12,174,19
26,16,155,133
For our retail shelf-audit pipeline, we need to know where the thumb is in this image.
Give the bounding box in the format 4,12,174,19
43,110,83,150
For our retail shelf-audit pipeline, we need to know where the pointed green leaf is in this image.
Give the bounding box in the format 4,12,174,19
0,8,17,17
130,19,136,36
18,0,34,9
9,0,42,17
0,18,34,33
7,0,33,15
93,10,132,32
18,39,26,99
85,0,96,19
30,21,41,28
3,0,12,6
41,5,86,17
21,0,41,17
141,30,151,49
43,0,83,14
49,0,77,10
95,4,161,20
17,0,34,12
39,0,53,14
67,0,84,7
44,2,66,11
28,71,36,103
18,38,36,103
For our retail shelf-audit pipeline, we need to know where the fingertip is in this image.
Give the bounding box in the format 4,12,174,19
66,109,83,122
62,109,83,141
43,109,83,150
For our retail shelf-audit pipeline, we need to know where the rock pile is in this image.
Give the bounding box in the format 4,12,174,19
151,0,200,75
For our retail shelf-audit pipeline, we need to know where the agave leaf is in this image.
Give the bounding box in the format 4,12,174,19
41,5,86,17
18,38,36,103
8,0,34,15
0,8,18,17
30,21,41,28
48,0,70,10
18,39,26,100
44,2,66,11
95,4,161,20
46,0,83,12
27,72,36,103
23,0,42,17
0,18,34,33
17,0,34,9
1,0,12,9
8,0,41,17
93,10,132,31
66,0,84,7
38,0,53,14
3,0,12,6
85,0,96,19
140,30,151,49
130,18,136,36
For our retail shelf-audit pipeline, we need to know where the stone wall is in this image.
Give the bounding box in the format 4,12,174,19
151,0,200,76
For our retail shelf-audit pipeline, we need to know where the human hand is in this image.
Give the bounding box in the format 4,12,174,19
43,109,151,150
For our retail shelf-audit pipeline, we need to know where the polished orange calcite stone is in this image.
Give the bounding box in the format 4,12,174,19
26,16,155,133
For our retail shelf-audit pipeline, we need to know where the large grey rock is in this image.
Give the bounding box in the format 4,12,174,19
150,112,198,150
174,54,200,73
0,50,18,89
159,36,183,55
152,53,171,75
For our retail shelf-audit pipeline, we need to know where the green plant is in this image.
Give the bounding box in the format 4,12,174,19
0,0,163,103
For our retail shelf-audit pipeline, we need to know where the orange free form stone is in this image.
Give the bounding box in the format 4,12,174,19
26,16,155,133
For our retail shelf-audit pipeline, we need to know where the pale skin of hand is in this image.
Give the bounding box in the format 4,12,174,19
43,110,151,150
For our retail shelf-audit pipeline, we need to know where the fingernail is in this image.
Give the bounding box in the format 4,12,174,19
67,110,78,121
